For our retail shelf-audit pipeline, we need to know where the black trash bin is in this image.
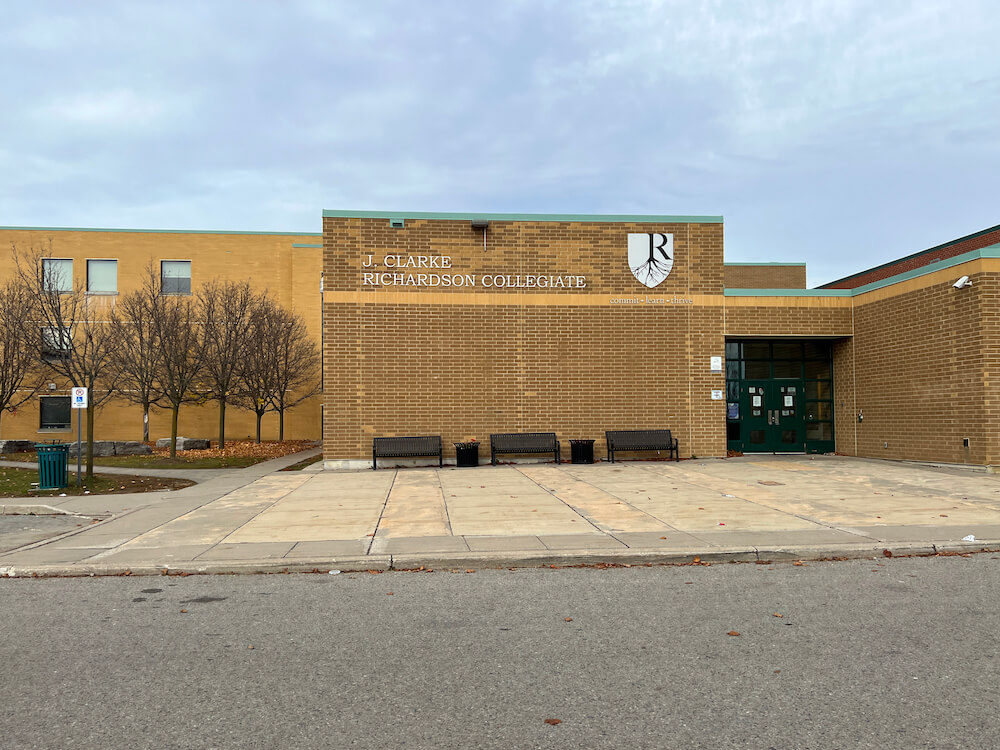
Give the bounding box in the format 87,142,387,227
454,442,480,467
569,439,595,464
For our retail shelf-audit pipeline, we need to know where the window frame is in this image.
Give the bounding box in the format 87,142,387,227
160,259,192,296
41,258,73,294
39,395,72,431
86,258,118,295
41,326,73,361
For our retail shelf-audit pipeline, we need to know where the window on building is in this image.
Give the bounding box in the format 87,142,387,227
87,259,118,294
41,258,73,293
161,260,192,295
41,327,72,360
39,396,71,430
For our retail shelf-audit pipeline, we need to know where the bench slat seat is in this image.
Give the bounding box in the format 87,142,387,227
490,432,560,465
372,435,443,470
605,429,678,462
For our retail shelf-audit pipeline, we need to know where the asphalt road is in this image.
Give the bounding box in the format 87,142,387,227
3,554,999,749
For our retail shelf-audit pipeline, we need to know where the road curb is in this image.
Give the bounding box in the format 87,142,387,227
1,540,996,578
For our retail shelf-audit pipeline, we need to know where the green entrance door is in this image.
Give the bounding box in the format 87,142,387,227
739,380,805,453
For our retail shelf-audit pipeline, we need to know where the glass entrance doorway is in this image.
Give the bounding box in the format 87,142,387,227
725,340,835,454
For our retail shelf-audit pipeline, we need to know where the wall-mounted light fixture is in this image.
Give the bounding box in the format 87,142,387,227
471,219,489,251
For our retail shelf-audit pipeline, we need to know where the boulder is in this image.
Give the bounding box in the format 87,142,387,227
114,441,152,456
0,439,35,454
156,437,210,451
68,440,116,457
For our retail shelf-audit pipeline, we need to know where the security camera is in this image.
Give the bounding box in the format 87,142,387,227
953,276,972,289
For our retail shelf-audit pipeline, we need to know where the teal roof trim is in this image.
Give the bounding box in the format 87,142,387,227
724,288,851,297
0,225,321,237
724,262,806,267
726,245,1000,299
322,210,723,224
291,243,323,248
850,244,1000,296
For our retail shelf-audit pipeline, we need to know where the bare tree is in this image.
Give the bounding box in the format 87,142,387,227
13,246,119,478
108,265,165,442
235,297,281,443
0,279,44,436
200,280,258,449
150,287,206,458
269,307,320,441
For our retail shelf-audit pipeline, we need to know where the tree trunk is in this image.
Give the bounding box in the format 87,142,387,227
218,397,226,450
170,403,179,459
279,408,284,441
86,402,95,479
255,410,263,444
142,402,150,443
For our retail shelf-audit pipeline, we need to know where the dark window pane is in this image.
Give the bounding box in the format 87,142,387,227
727,422,741,441
40,396,71,429
782,430,797,444
806,422,833,441
773,342,802,360
749,430,765,444
726,381,740,401
803,341,832,360
725,360,741,380
743,341,769,360
745,360,770,379
806,402,832,421
773,360,801,379
806,380,832,400
725,342,741,360
805,360,831,379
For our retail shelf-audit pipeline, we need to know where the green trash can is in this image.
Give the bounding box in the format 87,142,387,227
35,444,69,490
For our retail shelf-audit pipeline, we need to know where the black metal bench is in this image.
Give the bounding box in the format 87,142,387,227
605,429,679,462
372,435,442,470
490,432,560,465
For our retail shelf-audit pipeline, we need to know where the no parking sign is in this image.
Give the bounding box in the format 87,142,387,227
71,387,88,409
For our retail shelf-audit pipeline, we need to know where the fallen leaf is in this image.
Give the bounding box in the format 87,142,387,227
564,617,573,622
727,631,741,636
773,613,783,618
465,569,475,573
248,645,254,650
659,536,667,540
544,718,562,726
774,670,781,674
368,570,383,574
684,581,693,584
883,549,893,558
387,592,394,596
180,609,188,614
693,556,701,563
793,561,804,566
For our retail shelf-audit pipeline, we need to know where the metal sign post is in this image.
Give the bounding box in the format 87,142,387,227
71,387,88,487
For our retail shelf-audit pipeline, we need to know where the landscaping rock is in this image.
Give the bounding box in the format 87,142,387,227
0,440,35,454
68,440,116,457
113,441,152,456
155,437,210,451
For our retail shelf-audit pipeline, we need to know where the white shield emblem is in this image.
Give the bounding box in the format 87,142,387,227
627,233,674,288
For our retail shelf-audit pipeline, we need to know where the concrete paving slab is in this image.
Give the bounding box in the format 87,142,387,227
686,528,874,546
285,540,368,557
850,524,1000,542
0,546,104,564
93,544,217,563
464,535,547,552
378,535,471,554
611,531,712,549
197,542,296,561
539,534,626,550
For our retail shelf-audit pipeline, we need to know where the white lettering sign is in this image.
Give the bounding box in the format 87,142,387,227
71,387,88,409
360,255,588,289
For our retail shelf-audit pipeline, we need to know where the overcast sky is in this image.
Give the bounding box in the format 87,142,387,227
3,1,998,286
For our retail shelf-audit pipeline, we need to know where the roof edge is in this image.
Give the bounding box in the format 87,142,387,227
322,210,723,224
0,225,322,237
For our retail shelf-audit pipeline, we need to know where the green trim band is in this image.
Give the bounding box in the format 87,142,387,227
322,210,723,224
0,225,321,237
724,288,852,297
724,262,806,267
291,243,323,248
726,244,1000,299
818,223,1000,288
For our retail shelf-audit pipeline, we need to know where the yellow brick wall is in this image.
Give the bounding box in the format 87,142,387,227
323,217,727,461
724,264,807,289
0,227,323,443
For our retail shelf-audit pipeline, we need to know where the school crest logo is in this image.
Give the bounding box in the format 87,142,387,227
627,233,674,288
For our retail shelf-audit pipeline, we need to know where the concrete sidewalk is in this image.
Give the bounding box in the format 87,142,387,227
2,454,999,577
